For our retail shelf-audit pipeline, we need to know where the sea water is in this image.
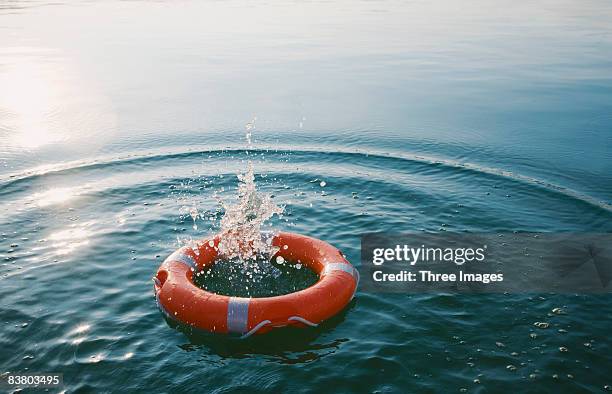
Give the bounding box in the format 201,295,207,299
1,0,611,392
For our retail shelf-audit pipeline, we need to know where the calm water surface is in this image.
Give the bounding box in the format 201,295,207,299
1,0,611,392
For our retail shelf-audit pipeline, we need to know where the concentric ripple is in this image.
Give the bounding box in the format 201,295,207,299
0,142,611,392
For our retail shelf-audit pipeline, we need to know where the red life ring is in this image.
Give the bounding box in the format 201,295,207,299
153,232,358,338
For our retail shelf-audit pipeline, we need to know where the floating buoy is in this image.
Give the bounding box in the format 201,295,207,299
153,232,358,338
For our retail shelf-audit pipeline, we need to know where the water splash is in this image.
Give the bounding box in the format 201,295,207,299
245,116,256,148
216,119,283,261
189,207,198,230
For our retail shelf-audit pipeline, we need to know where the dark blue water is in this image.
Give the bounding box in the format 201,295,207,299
1,0,611,392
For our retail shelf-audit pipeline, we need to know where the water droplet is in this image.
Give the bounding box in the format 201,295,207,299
89,353,104,363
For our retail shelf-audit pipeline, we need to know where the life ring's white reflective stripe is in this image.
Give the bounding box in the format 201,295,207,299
240,320,271,339
323,262,359,299
164,248,197,270
288,316,319,327
227,297,250,334
324,262,357,280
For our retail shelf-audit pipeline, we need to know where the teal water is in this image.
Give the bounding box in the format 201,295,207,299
1,0,612,392
195,257,320,298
